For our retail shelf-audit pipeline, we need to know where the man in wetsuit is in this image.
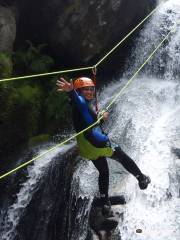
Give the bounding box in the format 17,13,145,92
56,77,151,209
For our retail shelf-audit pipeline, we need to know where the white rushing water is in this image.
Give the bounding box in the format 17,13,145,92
1,1,179,240
112,78,180,240
99,0,180,239
0,143,75,240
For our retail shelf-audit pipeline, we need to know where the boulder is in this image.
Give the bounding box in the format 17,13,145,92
89,195,126,239
0,5,16,52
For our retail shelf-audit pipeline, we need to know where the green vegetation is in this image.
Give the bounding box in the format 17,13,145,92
14,41,54,75
0,42,71,158
28,134,51,147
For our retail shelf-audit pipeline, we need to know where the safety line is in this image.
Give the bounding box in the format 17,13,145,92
0,3,163,83
0,20,177,180
0,66,93,83
0,118,103,180
105,25,177,112
94,3,161,68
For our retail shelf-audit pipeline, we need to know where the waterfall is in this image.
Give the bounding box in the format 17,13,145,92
0,1,180,240
98,0,180,239
0,143,76,240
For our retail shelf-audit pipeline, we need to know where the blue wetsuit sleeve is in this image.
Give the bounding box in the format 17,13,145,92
69,89,109,145
68,89,94,126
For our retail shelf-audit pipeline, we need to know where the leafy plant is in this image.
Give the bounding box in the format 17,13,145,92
0,44,71,158
44,89,71,134
13,41,54,75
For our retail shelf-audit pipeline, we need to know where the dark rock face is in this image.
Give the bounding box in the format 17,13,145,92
44,0,156,65
0,145,80,240
0,0,156,71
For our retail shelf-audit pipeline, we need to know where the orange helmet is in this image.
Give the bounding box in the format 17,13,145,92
73,77,95,89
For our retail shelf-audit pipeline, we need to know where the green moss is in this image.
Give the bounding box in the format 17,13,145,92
13,41,54,75
28,134,51,147
0,44,71,157
44,89,71,133
17,85,42,102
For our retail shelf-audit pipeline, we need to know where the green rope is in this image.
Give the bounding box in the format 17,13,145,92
0,66,93,83
0,3,163,84
0,117,103,180
104,27,176,112
0,20,177,180
94,4,161,68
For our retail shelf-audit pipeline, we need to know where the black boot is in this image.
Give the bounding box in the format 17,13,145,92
101,196,113,217
137,174,151,190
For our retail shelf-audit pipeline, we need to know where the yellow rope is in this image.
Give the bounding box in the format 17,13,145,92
0,117,103,180
104,27,176,112
94,4,161,68
0,3,162,84
0,20,177,180
0,66,93,83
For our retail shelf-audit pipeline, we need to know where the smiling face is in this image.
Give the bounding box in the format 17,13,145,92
80,86,95,100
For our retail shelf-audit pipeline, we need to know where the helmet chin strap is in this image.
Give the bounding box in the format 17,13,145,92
92,67,99,114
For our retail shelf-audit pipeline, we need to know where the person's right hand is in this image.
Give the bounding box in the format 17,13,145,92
102,111,109,121
56,78,73,92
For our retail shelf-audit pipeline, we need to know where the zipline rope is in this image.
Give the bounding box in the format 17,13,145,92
0,3,163,83
0,66,94,83
94,3,162,68
104,22,179,112
0,19,178,180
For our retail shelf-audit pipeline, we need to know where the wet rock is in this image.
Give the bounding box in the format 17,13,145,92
89,195,125,239
89,207,120,239
3,0,156,76
171,147,180,158
92,195,126,207
2,144,80,240
0,5,16,52
42,0,156,67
